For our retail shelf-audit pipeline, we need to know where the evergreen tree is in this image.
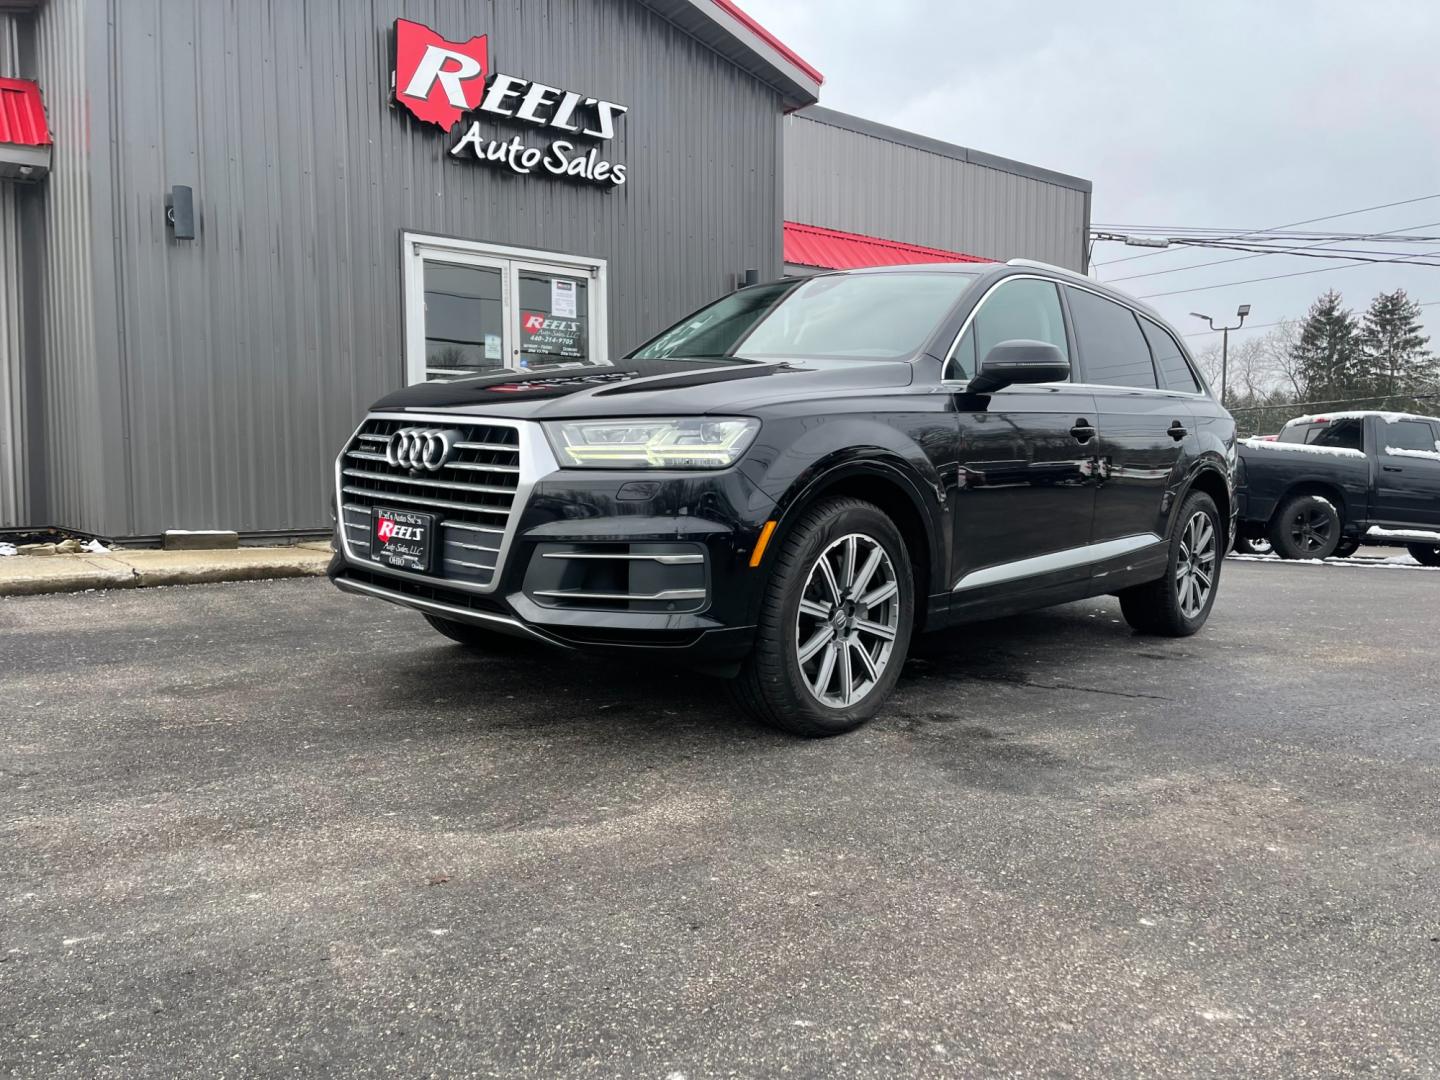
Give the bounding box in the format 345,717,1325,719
1290,290,1361,399
1360,288,1433,395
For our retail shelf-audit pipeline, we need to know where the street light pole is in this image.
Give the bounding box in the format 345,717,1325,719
1190,304,1251,407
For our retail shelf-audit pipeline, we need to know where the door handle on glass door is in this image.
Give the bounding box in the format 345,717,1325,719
1070,420,1096,443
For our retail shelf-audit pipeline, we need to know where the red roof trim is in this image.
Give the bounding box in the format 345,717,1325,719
0,78,51,148
709,0,824,86
783,221,993,271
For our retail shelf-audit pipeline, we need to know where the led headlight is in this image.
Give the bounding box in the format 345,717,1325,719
545,417,760,469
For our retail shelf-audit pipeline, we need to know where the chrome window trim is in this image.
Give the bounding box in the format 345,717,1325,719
939,272,1212,400
333,411,560,597
952,533,1163,592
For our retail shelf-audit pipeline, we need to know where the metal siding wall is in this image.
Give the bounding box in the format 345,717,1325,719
0,14,20,525
95,0,782,537
784,113,1089,271
27,0,114,534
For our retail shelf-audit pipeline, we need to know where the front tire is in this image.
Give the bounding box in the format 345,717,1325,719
731,497,914,737
1269,494,1342,559
1119,491,1222,636
1408,543,1440,567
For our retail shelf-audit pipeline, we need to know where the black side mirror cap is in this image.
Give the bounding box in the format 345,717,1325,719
967,340,1070,394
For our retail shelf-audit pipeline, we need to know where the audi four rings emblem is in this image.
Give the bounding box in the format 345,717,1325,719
386,427,463,471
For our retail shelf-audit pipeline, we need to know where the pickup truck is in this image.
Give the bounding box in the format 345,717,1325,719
1234,410,1440,564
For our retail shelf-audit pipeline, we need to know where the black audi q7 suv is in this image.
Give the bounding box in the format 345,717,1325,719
330,260,1236,736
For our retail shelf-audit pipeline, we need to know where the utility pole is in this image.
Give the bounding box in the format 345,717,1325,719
1190,304,1251,406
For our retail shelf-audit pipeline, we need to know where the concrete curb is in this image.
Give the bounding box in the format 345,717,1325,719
0,544,333,597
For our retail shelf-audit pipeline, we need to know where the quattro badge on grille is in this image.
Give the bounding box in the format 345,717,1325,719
386,427,464,471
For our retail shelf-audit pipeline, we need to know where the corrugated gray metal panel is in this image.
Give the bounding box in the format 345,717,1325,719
784,112,1090,272
91,0,782,536
0,180,23,527
27,0,115,533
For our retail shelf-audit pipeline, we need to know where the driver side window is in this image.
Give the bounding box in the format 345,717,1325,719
946,278,1069,381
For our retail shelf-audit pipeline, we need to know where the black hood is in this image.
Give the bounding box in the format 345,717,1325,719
369,355,915,418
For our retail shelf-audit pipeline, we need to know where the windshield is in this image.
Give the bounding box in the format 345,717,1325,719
631,271,980,362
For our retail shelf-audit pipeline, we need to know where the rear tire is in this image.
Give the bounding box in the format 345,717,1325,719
730,497,914,737
1119,491,1222,637
423,613,532,653
1269,494,1342,560
1408,543,1440,567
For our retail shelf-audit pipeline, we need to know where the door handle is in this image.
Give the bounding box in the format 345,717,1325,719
1382,465,1404,473
1168,420,1189,441
1070,420,1096,444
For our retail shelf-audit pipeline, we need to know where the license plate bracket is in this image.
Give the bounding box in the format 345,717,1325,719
372,507,435,573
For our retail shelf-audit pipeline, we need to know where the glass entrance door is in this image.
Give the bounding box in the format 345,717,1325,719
403,236,608,384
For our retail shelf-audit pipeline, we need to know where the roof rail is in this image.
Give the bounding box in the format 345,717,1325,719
1006,258,1093,283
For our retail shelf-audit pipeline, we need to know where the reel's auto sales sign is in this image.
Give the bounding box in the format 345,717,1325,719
392,18,629,188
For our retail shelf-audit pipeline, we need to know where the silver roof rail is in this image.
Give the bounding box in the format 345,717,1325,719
1006,257,1094,283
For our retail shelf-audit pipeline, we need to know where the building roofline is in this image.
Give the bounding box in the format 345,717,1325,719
635,0,822,110
793,105,1092,193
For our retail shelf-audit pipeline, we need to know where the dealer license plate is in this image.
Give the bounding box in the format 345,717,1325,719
372,507,434,573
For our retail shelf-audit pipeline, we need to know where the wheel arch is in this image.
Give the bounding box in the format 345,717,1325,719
757,456,943,631
1179,460,1233,546
1268,479,1350,531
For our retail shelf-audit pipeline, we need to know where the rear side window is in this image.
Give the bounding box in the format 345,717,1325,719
1065,287,1158,389
1140,318,1202,393
949,278,1069,380
1279,419,1366,451
1386,420,1440,452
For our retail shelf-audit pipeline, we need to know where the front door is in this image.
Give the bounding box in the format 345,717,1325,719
947,276,1099,597
1373,417,1440,527
402,235,608,384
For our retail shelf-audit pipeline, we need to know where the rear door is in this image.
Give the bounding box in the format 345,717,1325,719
1064,286,1191,548
1373,417,1440,527
947,276,1099,594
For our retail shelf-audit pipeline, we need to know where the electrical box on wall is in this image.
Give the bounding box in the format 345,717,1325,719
165,185,195,240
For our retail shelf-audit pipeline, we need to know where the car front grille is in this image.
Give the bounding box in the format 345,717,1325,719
336,415,523,590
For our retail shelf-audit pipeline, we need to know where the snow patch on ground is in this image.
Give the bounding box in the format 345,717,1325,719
1228,553,1438,570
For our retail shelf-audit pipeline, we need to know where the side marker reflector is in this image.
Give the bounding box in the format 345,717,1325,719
749,520,778,568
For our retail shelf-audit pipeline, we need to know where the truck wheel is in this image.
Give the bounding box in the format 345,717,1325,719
1333,537,1361,559
1232,534,1272,556
1269,494,1342,560
731,497,914,737
423,613,532,653
1119,491,1222,636
1408,543,1440,567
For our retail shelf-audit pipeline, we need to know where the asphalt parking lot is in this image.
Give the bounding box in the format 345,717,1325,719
2,559,1438,1078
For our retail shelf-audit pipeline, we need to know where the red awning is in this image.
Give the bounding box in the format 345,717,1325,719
783,221,992,271
0,79,51,147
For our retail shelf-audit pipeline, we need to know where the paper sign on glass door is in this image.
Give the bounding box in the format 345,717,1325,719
551,279,578,319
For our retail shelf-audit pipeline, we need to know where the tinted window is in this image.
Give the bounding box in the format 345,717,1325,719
1279,419,1366,452
1387,420,1440,452
1065,287,1158,389
949,278,1068,380
1140,317,1202,393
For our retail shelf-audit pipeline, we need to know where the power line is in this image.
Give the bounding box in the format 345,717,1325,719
1136,245,1440,301
1105,220,1440,283
1091,193,1440,268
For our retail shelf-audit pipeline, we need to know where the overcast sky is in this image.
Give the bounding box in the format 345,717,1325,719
744,0,1440,356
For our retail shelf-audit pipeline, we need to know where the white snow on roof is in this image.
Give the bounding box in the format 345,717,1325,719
1240,438,1364,459
1284,410,1440,427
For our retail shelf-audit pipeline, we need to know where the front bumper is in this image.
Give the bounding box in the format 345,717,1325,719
329,426,776,662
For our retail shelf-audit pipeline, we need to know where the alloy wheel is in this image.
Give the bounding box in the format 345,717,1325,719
795,533,901,708
1175,511,1218,619
1287,506,1334,554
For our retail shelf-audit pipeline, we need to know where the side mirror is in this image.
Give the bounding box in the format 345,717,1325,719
967,340,1070,394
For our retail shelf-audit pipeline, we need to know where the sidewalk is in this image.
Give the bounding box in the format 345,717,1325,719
0,542,333,597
